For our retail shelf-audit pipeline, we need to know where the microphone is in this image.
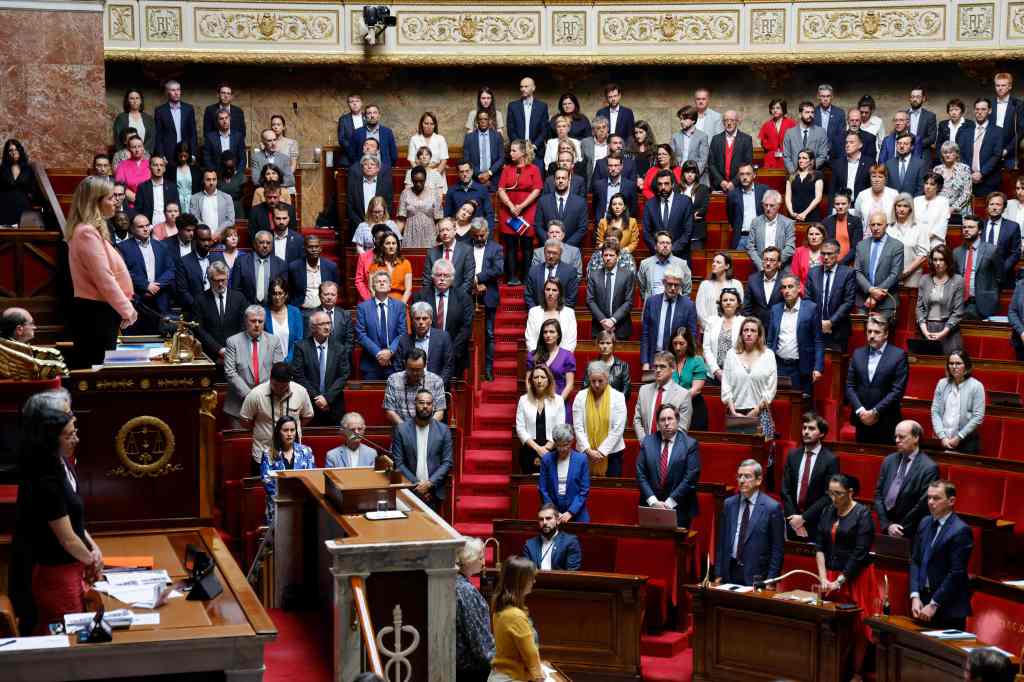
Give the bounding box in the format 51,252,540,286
341,427,394,471
753,569,825,591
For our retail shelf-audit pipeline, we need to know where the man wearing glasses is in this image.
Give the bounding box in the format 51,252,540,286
640,266,698,371
714,459,785,587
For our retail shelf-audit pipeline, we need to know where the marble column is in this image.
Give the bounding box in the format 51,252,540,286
330,568,371,682
425,566,458,682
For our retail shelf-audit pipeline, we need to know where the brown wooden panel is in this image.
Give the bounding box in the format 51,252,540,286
714,606,817,681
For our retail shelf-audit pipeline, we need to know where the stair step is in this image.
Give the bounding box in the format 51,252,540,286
459,473,511,495
454,521,494,537
454,494,511,522
640,648,693,682
462,449,513,474
468,430,517,448
641,628,691,658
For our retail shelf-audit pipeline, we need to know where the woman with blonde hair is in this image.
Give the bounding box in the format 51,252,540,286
497,139,543,284
721,317,778,438
489,556,543,682
66,175,136,367
456,537,495,682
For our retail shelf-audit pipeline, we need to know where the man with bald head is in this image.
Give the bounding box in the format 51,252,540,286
291,309,350,425
0,307,35,343
506,77,550,161
873,420,939,542
854,210,904,319
708,110,754,193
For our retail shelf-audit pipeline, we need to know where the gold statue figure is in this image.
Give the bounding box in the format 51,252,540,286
0,337,69,380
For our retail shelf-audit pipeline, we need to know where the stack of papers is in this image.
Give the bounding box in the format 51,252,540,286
713,583,754,593
922,629,975,640
0,635,70,651
96,570,178,609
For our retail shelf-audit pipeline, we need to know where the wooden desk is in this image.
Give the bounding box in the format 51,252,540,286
1,527,275,681
688,584,860,682
870,615,1022,682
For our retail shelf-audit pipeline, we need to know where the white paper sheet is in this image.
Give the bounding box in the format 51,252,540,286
0,635,70,652
130,613,161,627
922,629,975,640
713,583,754,593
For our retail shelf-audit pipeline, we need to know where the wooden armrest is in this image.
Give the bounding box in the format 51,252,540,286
0,593,17,637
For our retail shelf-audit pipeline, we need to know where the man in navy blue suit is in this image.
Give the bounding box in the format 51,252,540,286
636,404,701,528
524,241,578,309
534,168,588,246
592,137,638,184
133,155,179,227
355,270,408,379
767,274,824,395
804,239,858,351
506,77,550,164
118,214,176,332
846,315,909,444
523,504,582,571
176,224,225,313
980,192,1022,287
990,72,1022,170
640,266,697,369
829,134,872,203
813,84,845,166
884,133,928,196
394,301,454,387
230,230,288,306
462,111,504,191
725,164,768,250
715,460,785,587
741,246,785,329
287,235,339,310
335,93,364,169
910,480,973,631
591,153,638,220
348,104,398,170
470,221,504,381
962,98,1004,197
445,161,495,229
153,80,197,164
595,83,635,143
642,170,694,258
203,109,247,171
201,83,246,140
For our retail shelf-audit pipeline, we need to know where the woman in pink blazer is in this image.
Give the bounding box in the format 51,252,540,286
66,176,137,367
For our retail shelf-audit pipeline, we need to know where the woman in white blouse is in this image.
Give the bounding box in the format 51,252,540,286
887,193,929,289
515,364,566,474
702,288,745,384
270,115,299,173
525,279,577,352
695,252,744,329
913,172,950,248
407,112,449,175
930,349,986,454
544,116,582,169
857,95,885,151
854,164,898,223
404,146,448,195
721,317,778,436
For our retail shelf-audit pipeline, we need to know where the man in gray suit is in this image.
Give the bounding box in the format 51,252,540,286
223,305,285,425
529,221,583,277
671,105,710,185
633,351,693,440
391,389,454,511
189,168,235,237
855,211,905,320
783,101,830,173
747,190,796,270
579,116,611,188
325,412,379,468
953,217,1001,320
586,242,635,340
694,88,725,138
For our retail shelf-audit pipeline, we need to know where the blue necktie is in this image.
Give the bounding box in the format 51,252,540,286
869,238,882,283
378,302,388,347
480,133,490,170
317,344,327,393
660,299,675,351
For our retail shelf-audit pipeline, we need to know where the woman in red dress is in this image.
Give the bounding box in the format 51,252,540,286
497,139,542,285
757,99,795,170
641,144,681,200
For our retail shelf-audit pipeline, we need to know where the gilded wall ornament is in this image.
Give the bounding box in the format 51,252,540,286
398,12,540,45
599,12,739,44
553,11,586,47
109,416,181,479
145,6,182,43
195,9,337,43
958,4,994,40
751,9,786,44
108,4,134,41
798,7,944,41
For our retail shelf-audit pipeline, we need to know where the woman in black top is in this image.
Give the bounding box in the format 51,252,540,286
0,139,38,226
15,405,102,634
549,93,592,141
815,474,879,681
586,330,632,401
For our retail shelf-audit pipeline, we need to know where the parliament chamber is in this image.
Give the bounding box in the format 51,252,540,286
6,1,1024,681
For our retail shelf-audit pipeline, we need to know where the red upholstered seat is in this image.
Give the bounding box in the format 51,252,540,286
998,420,1024,462
947,465,1005,519
833,454,883,503
615,538,674,625
970,589,1024,654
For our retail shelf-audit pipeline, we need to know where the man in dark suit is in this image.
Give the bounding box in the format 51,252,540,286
741,246,785,329
445,161,495,229
525,241,579,309
885,133,928,196
990,73,1022,170
395,301,454,387
980,192,1022,287
202,109,247,171
290,310,350,426
268,207,304,265
534,168,588,246
814,85,845,165
345,154,393,231
640,265,697,369
302,281,354,346
161,213,195,277
506,77,550,162
954,217,1002,320
636,404,701,528
642,170,694,258
907,87,938,161
355,270,407,379
855,211,904,319
133,156,179,226
153,80,197,164
879,112,922,164
413,258,474,378
726,164,767,250
423,218,475,296
836,109,877,164
391,389,453,511
715,460,784,586
542,149,587,199
962,98,1004,197
288,235,339,310
348,104,398,169
846,315,909,444
118,214,176,332
586,242,635,340
1010,276,1024,360
230,230,288,306
766,275,824,395
202,83,246,140
596,83,635,143
334,93,364,169
708,111,753,192
191,261,246,365
829,133,872,201
781,413,840,541
249,184,297,234
523,504,582,571
176,224,225,313
592,136,638,184
591,153,638,220
873,420,940,540
821,191,863,267
910,480,973,630
462,111,504,191
805,239,857,351
470,222,504,381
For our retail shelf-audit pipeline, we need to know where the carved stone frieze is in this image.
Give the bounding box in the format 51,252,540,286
1008,2,1024,38
553,11,586,47
108,3,134,41
958,3,994,41
751,9,786,45
397,12,540,45
145,5,182,43
599,11,739,44
195,9,338,43
798,6,944,42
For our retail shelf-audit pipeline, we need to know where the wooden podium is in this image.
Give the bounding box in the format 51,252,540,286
688,585,860,682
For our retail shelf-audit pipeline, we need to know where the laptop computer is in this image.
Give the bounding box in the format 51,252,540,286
638,505,679,529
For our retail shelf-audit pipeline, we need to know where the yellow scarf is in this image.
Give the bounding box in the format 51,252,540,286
584,388,611,476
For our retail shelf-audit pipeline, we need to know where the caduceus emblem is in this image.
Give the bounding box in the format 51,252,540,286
376,604,420,682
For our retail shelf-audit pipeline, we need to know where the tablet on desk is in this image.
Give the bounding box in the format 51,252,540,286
638,506,678,529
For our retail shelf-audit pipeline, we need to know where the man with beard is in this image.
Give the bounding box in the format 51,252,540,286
523,503,582,570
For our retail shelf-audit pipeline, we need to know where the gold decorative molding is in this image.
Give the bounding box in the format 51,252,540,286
958,3,994,40
194,8,339,43
798,6,944,42
397,12,540,45
751,8,785,44
552,11,586,47
108,3,135,40
109,416,181,479
599,11,739,44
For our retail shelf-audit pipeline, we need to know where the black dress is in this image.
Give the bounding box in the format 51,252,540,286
0,163,37,225
520,406,547,474
789,171,823,218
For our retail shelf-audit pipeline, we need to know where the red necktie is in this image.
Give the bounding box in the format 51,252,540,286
251,337,260,384
724,136,734,180
963,247,974,301
434,293,446,329
444,247,451,262
650,387,664,435
659,440,670,487
797,451,813,509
